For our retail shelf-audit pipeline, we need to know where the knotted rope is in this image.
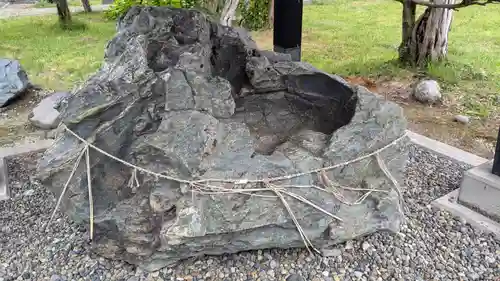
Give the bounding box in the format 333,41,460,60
46,124,407,254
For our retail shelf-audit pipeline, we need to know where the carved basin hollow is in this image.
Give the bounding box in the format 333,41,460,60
233,73,358,155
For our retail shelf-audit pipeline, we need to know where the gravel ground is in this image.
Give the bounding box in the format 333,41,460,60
0,145,499,281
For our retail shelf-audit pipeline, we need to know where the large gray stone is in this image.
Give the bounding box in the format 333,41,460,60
37,6,409,271
412,79,441,104
29,91,70,129
0,59,30,107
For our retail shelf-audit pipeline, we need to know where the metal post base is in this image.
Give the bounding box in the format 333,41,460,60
273,46,301,62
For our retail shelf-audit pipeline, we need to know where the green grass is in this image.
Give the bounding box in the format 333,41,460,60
254,0,500,117
1,1,499,117
0,12,116,90
33,0,102,8
303,0,500,79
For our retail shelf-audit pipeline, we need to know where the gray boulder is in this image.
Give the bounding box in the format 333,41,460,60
29,91,70,129
0,59,30,107
37,7,409,271
412,79,441,104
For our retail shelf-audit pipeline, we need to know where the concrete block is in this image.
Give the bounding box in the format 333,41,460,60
458,161,500,222
432,190,500,238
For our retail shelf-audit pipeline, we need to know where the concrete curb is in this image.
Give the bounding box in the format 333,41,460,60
406,130,488,167
0,140,53,201
432,190,500,238
407,131,500,237
0,158,8,201
0,139,53,158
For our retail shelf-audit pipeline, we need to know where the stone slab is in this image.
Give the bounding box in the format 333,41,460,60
406,130,488,167
432,190,500,238
458,161,500,222
0,140,53,200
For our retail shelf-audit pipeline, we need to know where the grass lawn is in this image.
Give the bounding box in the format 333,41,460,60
0,1,498,156
33,0,102,8
0,12,116,90
254,0,500,118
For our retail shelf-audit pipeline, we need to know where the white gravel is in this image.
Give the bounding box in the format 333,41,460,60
0,145,499,281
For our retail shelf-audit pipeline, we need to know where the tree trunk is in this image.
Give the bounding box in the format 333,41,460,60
268,0,274,27
81,0,92,12
56,0,72,25
399,0,454,66
398,0,416,63
220,0,240,26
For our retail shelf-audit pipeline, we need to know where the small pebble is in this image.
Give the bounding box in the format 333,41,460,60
22,189,34,196
354,271,363,278
454,115,470,124
286,274,305,281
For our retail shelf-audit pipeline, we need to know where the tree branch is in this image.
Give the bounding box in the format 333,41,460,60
395,0,499,9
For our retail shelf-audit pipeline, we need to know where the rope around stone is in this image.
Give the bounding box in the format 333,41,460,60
46,124,407,254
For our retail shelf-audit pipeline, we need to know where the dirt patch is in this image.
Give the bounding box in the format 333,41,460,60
252,30,273,50
0,88,47,147
343,76,498,159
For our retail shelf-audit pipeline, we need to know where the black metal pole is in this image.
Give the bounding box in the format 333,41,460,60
492,126,500,176
273,0,303,61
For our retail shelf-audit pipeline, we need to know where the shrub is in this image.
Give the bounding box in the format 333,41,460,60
104,0,194,20
239,0,270,30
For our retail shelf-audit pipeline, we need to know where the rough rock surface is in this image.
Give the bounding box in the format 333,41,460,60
29,91,70,129
0,58,30,107
412,79,441,104
37,6,409,271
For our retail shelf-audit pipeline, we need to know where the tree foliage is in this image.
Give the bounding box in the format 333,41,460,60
105,0,194,20
105,0,271,30
239,0,271,30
